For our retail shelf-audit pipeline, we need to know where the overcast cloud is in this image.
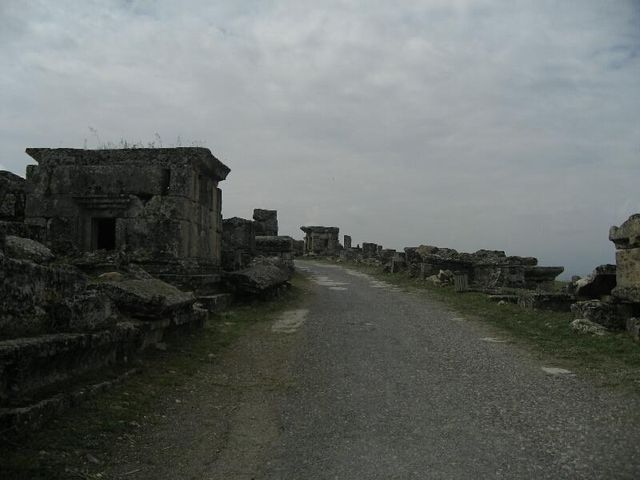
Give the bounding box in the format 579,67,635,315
1,0,639,276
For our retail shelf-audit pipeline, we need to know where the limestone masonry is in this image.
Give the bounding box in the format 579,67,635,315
24,148,229,273
0,147,295,433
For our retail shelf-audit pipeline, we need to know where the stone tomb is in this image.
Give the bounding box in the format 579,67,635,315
23,148,230,291
300,226,340,255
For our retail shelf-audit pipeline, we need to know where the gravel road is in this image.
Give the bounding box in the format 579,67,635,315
109,261,640,479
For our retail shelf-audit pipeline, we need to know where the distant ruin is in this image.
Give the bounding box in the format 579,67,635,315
300,226,340,255
320,213,640,340
222,208,297,274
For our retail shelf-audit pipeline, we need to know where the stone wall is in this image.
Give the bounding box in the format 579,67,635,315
0,232,206,432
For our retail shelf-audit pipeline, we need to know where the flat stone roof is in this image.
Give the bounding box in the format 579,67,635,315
25,147,230,182
300,226,339,233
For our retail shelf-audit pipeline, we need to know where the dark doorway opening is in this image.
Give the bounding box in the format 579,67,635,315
93,218,116,251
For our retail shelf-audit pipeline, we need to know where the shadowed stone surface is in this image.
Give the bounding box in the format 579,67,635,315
570,300,622,330
224,257,292,295
610,214,640,304
573,264,617,299
0,171,26,221
253,209,278,236
4,235,53,263
90,279,195,319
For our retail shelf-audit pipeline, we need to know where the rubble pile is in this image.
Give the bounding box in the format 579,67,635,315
568,214,640,338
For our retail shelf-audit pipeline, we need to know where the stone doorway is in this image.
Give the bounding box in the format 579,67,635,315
92,218,116,251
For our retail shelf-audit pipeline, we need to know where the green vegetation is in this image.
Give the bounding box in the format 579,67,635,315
322,259,640,392
0,273,310,480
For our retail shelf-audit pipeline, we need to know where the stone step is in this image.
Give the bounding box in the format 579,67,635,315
196,293,233,313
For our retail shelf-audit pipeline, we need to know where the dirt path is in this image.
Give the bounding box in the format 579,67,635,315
105,314,303,480
105,262,640,479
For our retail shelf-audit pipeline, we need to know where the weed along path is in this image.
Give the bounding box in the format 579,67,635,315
22,262,640,478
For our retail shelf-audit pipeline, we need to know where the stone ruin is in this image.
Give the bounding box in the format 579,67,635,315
333,232,569,310
253,208,278,236
568,214,640,338
221,208,295,297
0,147,291,433
222,217,256,271
300,226,340,256
400,246,564,292
23,147,230,293
0,171,26,222
362,242,378,259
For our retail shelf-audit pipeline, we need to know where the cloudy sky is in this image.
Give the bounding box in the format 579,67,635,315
1,0,639,276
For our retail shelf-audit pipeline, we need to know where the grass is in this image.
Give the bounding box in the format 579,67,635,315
308,258,640,392
0,273,311,480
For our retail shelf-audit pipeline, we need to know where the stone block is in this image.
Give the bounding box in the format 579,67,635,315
4,235,54,263
390,258,406,273
610,213,640,249
523,266,564,289
571,318,608,336
0,256,87,339
253,209,278,236
196,293,233,313
380,249,396,264
255,236,293,254
612,248,640,303
517,292,573,312
626,317,640,340
362,243,378,258
573,264,616,299
90,278,195,320
570,300,622,329
48,292,118,332
0,325,140,404
224,257,292,295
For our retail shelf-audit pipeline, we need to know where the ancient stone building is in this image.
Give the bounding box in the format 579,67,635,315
344,235,352,249
24,148,229,258
23,148,230,284
253,209,278,236
300,226,340,255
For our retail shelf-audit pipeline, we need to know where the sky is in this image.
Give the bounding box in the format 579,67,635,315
1,0,639,277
